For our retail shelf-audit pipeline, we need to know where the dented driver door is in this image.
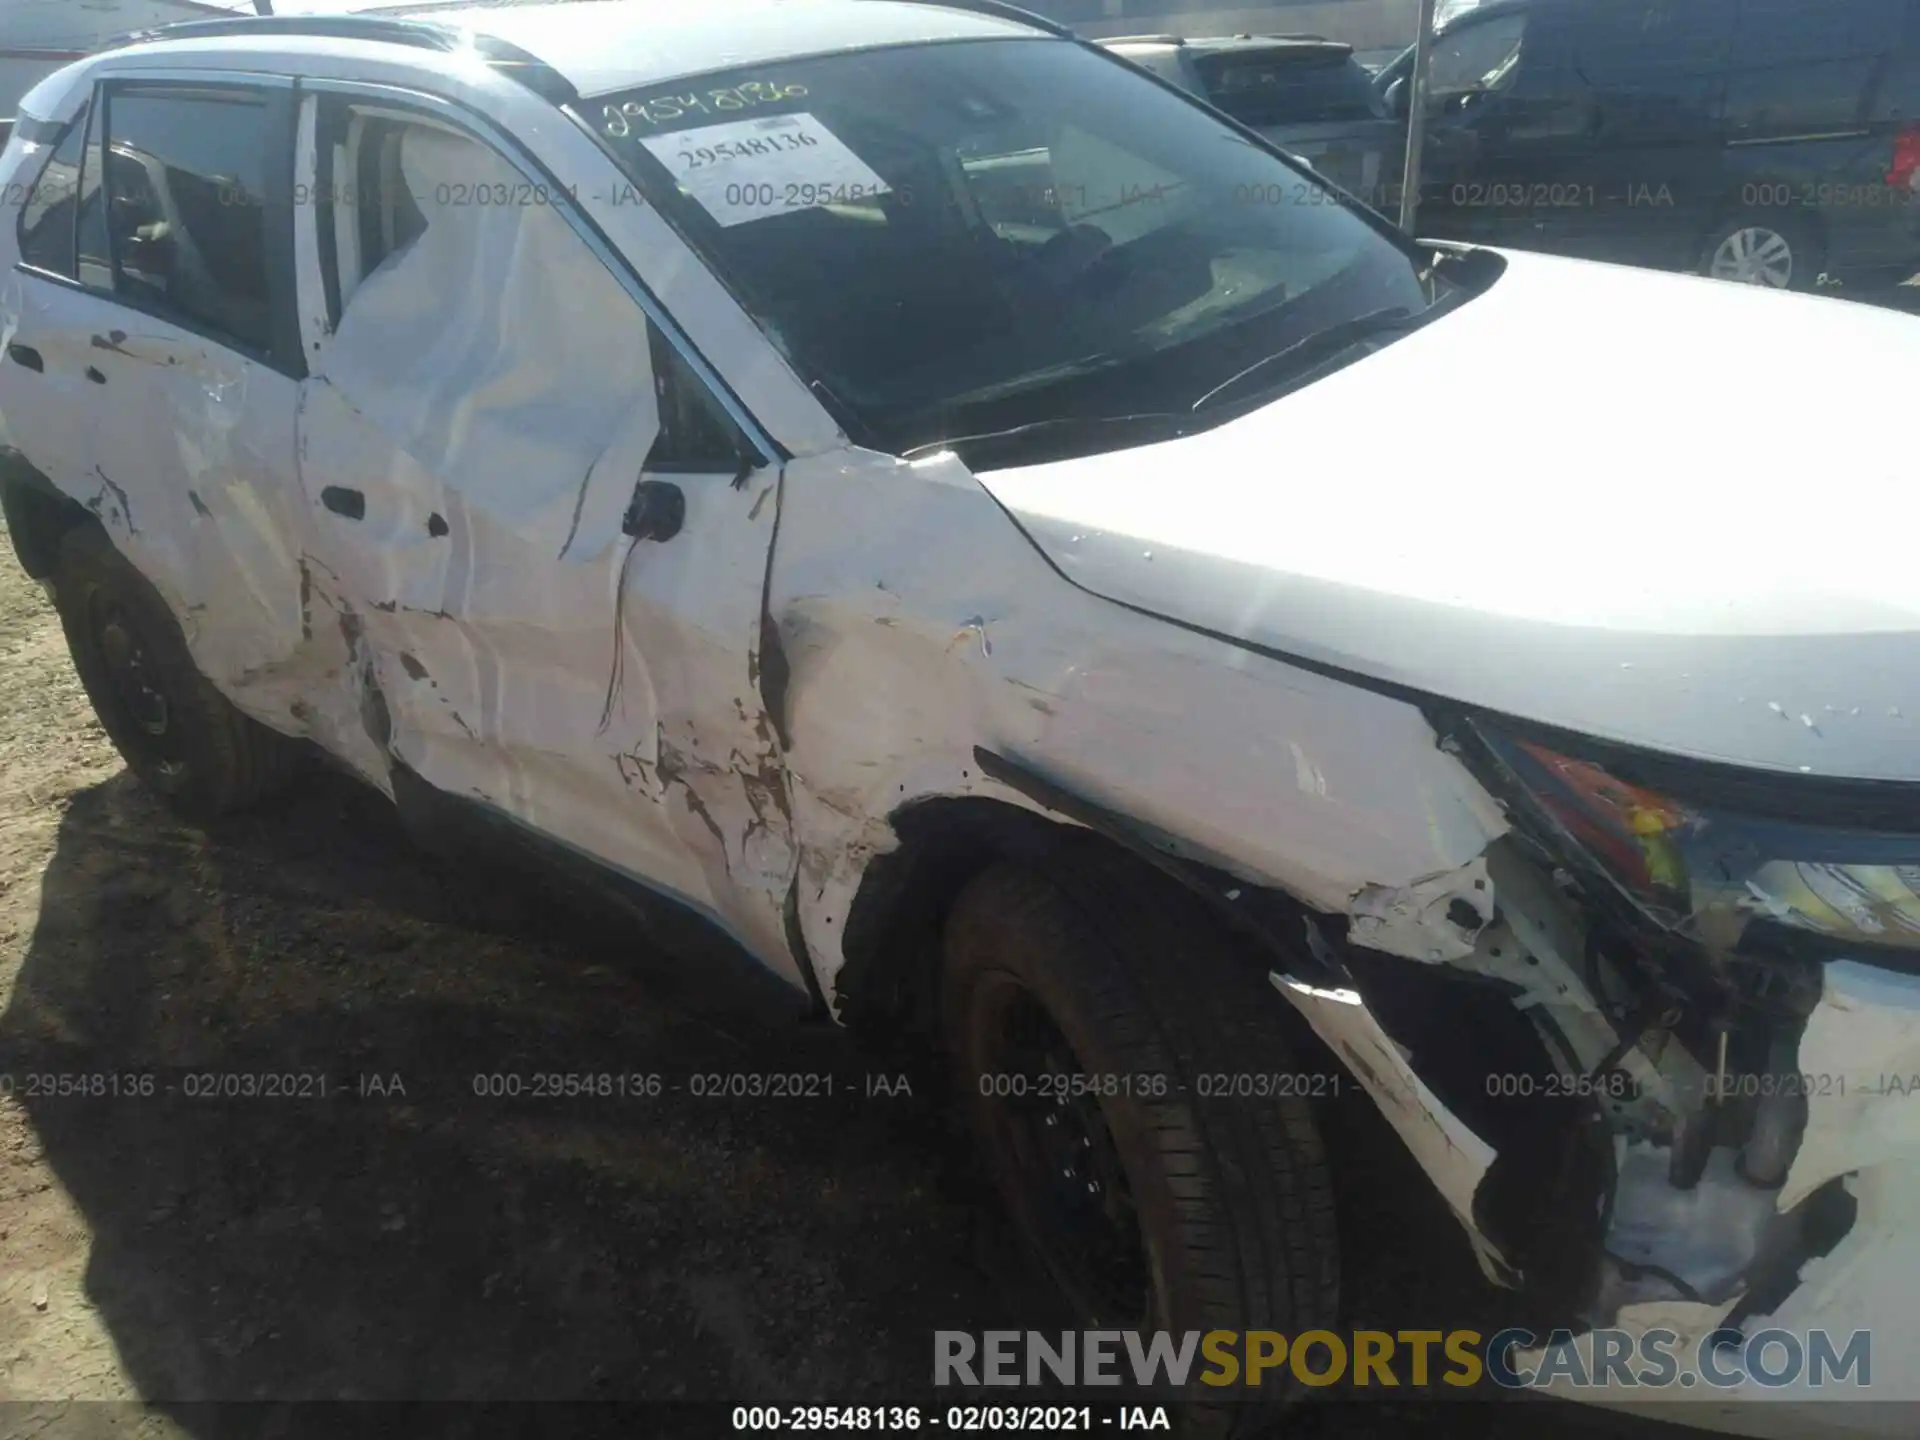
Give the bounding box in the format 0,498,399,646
287,89,800,979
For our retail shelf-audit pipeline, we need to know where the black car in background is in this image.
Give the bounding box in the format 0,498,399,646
1374,0,1920,290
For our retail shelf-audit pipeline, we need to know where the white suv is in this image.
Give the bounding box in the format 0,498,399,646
2,3,1917,1428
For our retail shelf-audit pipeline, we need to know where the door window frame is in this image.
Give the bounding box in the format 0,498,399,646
292,77,779,474
17,70,307,380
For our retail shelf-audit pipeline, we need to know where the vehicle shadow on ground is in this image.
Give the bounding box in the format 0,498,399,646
1,767,1695,1439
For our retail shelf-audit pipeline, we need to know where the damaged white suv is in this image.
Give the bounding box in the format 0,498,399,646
3,1,1918,1429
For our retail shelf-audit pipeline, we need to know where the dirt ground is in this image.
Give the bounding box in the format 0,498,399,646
0,519,1718,1440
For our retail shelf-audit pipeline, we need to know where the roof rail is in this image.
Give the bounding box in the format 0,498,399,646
117,13,577,102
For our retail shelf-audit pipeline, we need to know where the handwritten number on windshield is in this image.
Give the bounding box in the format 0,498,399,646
602,82,810,138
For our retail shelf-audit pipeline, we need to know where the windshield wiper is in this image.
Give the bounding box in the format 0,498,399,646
1187,305,1427,413
900,411,1193,468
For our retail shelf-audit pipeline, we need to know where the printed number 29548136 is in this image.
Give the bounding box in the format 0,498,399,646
638,112,892,229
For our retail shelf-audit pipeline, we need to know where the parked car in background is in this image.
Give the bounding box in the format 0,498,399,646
1375,0,1920,290
1104,33,1405,210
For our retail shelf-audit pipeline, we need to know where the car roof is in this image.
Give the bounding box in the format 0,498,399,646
129,0,1057,100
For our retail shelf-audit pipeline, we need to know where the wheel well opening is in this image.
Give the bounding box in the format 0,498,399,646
833,795,1351,1084
836,797,1082,1048
0,464,100,580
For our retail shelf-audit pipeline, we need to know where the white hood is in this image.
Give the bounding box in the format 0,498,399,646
976,249,1920,781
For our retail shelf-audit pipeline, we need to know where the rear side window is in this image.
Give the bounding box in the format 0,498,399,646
16,114,84,275
1196,50,1385,125
89,86,279,354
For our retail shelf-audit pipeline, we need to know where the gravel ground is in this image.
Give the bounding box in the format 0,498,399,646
0,520,1742,1440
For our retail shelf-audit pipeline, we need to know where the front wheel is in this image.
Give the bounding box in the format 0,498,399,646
942,847,1339,1426
52,525,301,820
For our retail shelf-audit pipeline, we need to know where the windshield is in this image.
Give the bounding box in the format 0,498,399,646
587,37,1443,457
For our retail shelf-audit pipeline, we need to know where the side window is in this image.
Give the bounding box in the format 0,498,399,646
92,85,278,354
16,111,85,276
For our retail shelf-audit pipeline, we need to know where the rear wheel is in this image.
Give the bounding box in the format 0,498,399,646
53,525,301,820
942,846,1339,1429
1699,213,1821,291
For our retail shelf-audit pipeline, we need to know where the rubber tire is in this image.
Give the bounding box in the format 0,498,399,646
1697,212,1823,293
52,524,301,820
942,845,1339,1429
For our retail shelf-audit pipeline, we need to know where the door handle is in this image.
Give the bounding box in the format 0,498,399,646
623,478,684,543
6,344,42,372
320,485,365,520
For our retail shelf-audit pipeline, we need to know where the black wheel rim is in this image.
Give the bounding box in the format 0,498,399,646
89,594,186,778
977,979,1151,1326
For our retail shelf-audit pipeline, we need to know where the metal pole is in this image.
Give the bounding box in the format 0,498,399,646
1398,0,1439,234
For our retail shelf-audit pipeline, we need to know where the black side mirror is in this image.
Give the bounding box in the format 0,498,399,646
622,478,685,543
1384,77,1410,118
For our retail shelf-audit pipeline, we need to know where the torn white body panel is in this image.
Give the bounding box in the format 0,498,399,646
1519,1162,1920,1430
0,264,99,502
1512,962,1920,1427
1270,971,1510,1285
768,444,1511,1003
11,263,311,730
293,123,662,795
288,113,800,976
92,324,305,700
1779,961,1920,1212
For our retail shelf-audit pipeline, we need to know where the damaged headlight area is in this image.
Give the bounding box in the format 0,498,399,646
1351,717,1920,1330
1479,725,1920,968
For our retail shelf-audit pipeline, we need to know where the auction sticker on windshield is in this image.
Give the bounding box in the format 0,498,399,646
639,112,891,227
